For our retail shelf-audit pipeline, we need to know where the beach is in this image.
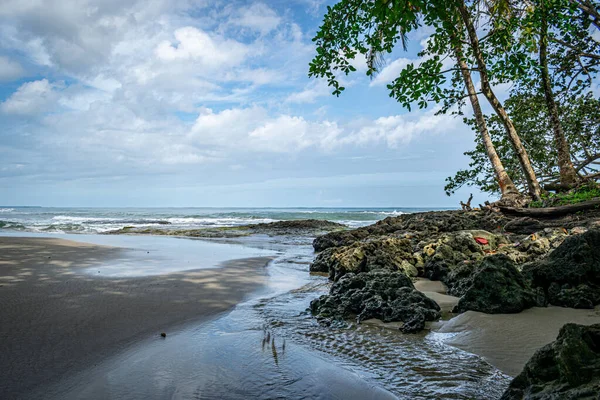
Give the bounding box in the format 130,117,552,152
0,236,272,399
433,305,600,377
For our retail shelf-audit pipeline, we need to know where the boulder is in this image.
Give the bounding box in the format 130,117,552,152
309,247,336,273
522,229,600,308
504,217,546,234
501,323,600,400
453,254,538,314
309,237,417,281
310,271,441,333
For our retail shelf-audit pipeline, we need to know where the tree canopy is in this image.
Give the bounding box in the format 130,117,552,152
309,0,600,206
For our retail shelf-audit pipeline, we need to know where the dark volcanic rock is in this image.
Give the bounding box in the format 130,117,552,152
309,247,336,273
453,254,538,314
523,229,600,309
310,271,441,333
504,217,546,234
312,210,511,252
501,323,600,400
423,260,450,281
308,237,418,281
248,219,346,234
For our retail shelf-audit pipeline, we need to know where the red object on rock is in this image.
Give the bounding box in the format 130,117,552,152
475,237,489,245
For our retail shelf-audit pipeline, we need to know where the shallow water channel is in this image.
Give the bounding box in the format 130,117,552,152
42,234,511,399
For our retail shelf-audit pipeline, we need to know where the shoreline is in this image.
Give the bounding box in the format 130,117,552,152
0,236,273,399
432,305,600,377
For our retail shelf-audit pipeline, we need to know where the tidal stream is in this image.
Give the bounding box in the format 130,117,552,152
41,234,511,399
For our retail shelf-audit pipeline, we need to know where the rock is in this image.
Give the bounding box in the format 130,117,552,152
423,260,449,281
247,219,347,235
444,261,478,298
310,271,441,333
312,210,512,252
504,217,546,234
522,229,600,308
501,323,600,400
453,254,538,314
309,237,417,281
309,247,336,273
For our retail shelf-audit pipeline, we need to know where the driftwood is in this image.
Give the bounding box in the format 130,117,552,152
499,198,600,217
460,193,474,211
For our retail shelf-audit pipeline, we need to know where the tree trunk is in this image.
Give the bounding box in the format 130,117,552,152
539,5,580,187
569,0,600,30
453,41,520,199
456,0,543,201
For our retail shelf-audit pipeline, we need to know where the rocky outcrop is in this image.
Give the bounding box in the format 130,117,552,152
452,255,538,314
309,237,418,281
107,219,347,238
501,323,600,400
312,210,512,252
309,211,600,337
247,219,347,235
310,271,441,333
503,217,547,235
522,229,600,309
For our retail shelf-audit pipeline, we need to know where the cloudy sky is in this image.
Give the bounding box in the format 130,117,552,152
0,0,487,207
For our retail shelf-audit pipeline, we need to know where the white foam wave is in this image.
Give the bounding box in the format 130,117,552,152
355,210,405,216
52,215,117,222
167,217,277,226
0,208,14,213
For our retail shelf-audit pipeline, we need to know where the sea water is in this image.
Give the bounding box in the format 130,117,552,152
0,206,443,233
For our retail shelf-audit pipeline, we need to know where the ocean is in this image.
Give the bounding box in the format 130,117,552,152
0,206,448,234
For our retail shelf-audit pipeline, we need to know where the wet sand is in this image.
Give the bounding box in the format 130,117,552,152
414,278,459,313
434,305,600,377
0,237,272,399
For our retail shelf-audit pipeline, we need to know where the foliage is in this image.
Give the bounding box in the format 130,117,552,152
310,0,600,200
528,182,600,208
445,91,600,196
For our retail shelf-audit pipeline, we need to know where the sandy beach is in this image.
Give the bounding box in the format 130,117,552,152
433,305,600,377
0,236,272,399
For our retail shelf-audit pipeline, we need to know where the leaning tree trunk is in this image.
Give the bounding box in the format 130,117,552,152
457,0,543,201
453,41,520,199
569,0,600,30
539,6,580,188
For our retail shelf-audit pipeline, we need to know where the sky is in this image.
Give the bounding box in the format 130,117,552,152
0,0,491,207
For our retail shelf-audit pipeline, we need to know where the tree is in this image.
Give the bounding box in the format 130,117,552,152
484,0,600,188
537,0,580,187
446,91,600,196
309,0,523,201
456,0,543,200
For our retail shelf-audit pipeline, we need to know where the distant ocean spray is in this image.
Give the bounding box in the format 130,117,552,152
0,207,448,234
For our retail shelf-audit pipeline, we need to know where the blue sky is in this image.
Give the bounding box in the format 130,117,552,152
0,0,489,207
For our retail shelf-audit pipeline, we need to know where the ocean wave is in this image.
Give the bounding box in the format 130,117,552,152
41,223,88,233
166,217,276,226
0,208,14,213
353,210,405,216
51,216,171,225
0,220,27,230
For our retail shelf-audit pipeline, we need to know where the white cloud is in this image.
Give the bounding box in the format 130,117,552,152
0,56,24,81
347,110,453,148
155,27,249,69
189,105,454,153
1,79,59,115
0,0,468,200
370,57,411,86
231,3,281,35
285,80,330,103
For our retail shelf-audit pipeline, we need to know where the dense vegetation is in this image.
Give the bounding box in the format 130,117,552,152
309,0,600,207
